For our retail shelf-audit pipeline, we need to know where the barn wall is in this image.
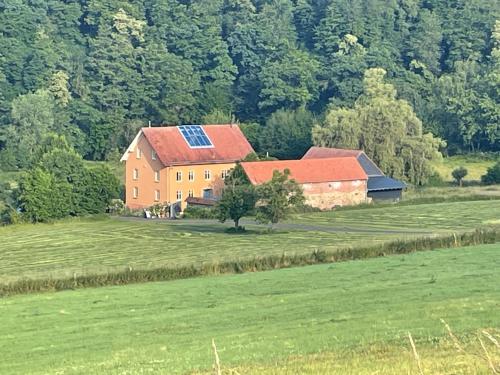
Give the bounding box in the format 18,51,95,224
302,180,367,210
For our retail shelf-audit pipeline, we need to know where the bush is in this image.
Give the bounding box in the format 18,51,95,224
426,171,448,187
18,168,72,222
107,199,125,215
183,205,217,219
0,207,22,225
481,161,500,185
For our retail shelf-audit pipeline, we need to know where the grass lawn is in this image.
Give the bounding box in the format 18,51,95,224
291,199,500,230
405,184,500,201
0,243,498,374
432,155,498,182
0,200,499,284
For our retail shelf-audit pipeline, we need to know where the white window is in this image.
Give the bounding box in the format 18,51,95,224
221,170,228,179
176,171,182,182
154,171,160,182
188,190,194,198
189,170,194,181
133,187,138,199
176,190,182,200
151,150,157,160
133,168,139,180
154,190,160,201
204,170,211,180
136,147,142,159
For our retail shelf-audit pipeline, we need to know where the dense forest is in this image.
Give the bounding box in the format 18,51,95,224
0,0,499,168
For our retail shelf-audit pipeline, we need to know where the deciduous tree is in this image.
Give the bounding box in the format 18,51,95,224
256,169,304,228
313,68,444,185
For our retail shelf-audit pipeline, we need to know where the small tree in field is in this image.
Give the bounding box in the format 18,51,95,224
452,166,468,187
216,164,257,230
256,169,304,229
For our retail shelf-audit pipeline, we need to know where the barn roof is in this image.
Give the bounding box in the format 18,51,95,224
367,176,406,192
241,157,367,185
121,124,254,166
302,147,384,177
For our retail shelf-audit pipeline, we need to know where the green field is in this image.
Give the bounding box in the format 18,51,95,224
405,184,500,201
292,199,500,230
432,154,498,182
0,244,498,374
1,200,499,284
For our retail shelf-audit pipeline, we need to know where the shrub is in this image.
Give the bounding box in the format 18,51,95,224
481,161,500,185
18,168,72,222
0,207,22,225
426,171,447,187
183,205,217,219
107,199,125,215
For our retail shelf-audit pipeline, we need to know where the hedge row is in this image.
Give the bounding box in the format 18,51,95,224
1,227,498,297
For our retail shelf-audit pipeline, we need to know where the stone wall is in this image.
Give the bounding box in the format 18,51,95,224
301,180,367,210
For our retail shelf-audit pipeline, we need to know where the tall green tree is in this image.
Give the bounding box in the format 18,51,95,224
258,49,320,112
256,169,304,228
216,171,257,229
85,9,147,159
313,68,444,185
259,107,315,159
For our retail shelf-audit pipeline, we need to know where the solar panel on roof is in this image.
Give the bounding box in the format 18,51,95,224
177,125,214,149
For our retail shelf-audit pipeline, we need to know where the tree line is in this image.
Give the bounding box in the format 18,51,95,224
0,0,498,170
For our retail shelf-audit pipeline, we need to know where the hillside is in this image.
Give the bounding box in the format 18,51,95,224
0,0,498,168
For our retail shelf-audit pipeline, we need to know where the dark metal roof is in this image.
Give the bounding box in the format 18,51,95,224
357,153,384,177
368,176,406,192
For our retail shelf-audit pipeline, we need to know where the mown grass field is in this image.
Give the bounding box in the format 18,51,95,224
405,184,500,201
431,154,498,182
0,200,499,284
291,199,500,230
0,244,498,374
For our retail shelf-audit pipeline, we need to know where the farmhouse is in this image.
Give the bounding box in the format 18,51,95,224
241,158,368,209
302,147,406,202
121,124,253,210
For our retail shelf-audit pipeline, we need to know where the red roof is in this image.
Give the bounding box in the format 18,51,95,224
241,158,367,185
141,124,254,166
302,147,362,159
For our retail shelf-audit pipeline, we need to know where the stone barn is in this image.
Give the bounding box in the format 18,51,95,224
302,147,406,202
241,158,368,210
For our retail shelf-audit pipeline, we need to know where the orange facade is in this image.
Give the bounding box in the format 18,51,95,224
124,133,235,210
